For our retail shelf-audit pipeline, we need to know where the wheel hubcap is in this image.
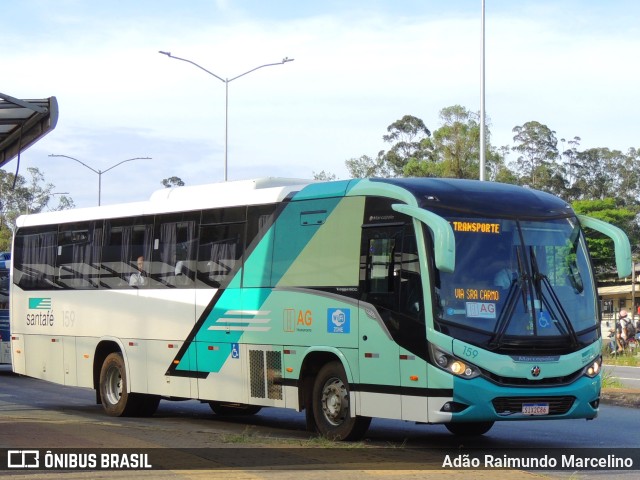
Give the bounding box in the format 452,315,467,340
321,377,348,426
104,365,123,405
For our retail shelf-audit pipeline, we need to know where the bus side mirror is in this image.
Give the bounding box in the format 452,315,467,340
392,204,455,273
577,214,632,278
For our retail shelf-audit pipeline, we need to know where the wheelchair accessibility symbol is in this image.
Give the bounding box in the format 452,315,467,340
538,311,551,328
231,343,240,359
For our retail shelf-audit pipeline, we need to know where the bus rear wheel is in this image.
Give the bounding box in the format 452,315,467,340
311,361,371,441
445,421,494,436
99,352,159,417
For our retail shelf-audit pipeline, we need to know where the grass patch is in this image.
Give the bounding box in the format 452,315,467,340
601,342,639,367
601,369,624,389
220,426,260,444
218,426,372,448
602,353,640,367
304,436,368,448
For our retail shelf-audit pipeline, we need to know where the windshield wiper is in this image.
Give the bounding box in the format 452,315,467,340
529,247,579,348
489,242,530,350
488,274,520,350
516,245,531,316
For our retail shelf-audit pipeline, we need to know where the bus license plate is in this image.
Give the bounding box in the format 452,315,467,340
522,403,549,415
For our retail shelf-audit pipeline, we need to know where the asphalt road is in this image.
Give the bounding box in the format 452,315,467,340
0,365,639,479
604,364,640,390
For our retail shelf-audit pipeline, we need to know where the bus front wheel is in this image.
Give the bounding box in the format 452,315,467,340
311,361,371,441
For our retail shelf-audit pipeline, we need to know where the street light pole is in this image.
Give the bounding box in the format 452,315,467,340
158,51,294,181
479,0,486,181
49,154,151,206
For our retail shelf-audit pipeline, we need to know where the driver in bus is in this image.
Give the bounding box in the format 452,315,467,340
491,239,517,290
129,256,147,287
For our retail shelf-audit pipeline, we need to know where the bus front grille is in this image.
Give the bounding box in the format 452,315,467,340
492,396,575,415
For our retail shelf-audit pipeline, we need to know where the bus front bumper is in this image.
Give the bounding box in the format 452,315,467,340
442,374,601,423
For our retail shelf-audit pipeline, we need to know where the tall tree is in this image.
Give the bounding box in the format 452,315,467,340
403,106,503,180
616,148,640,205
161,176,185,188
511,121,559,191
343,115,431,179
559,136,582,201
313,170,337,181
345,154,391,178
379,115,432,176
571,148,628,202
487,145,519,184
430,105,480,179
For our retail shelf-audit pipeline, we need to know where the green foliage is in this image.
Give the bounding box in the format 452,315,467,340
313,170,338,181
397,106,488,179
345,154,392,179
380,115,432,176
161,176,185,188
600,368,625,387
344,115,432,178
0,167,74,251
334,106,640,277
511,121,560,192
603,355,640,367
572,198,639,274
570,148,639,204
429,105,480,179
346,107,503,180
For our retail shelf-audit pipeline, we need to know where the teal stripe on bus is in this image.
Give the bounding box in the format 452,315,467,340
173,194,346,374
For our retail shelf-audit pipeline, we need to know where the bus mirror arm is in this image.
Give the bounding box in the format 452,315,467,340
391,204,455,273
577,214,632,278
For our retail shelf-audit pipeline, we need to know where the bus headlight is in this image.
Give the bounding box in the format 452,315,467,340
431,345,481,380
584,356,602,378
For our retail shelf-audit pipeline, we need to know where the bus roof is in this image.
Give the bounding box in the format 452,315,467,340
16,177,314,228
375,178,573,218
15,176,575,229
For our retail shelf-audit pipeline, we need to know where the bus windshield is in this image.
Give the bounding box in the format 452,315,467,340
434,216,598,351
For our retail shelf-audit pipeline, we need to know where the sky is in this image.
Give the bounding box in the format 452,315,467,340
2,0,640,208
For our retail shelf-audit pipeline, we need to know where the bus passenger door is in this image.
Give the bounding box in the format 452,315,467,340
358,225,402,419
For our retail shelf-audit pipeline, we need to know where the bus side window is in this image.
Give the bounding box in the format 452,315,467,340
360,227,423,316
130,223,154,288
368,237,396,295
398,234,423,320
101,218,153,288
196,223,245,288
360,226,402,312
57,222,102,289
101,224,123,288
243,204,277,288
13,228,58,290
154,217,197,288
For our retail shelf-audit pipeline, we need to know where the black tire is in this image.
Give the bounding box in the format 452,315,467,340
311,361,371,441
99,352,132,416
445,421,494,436
99,352,159,417
208,402,262,416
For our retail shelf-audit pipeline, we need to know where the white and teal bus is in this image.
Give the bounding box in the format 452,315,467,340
9,177,631,439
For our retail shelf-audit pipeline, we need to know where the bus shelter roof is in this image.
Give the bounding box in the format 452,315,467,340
0,93,58,168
